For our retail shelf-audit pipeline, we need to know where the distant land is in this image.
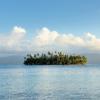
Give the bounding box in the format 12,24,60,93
0,53,100,65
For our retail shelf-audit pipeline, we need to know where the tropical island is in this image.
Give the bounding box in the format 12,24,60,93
24,51,87,65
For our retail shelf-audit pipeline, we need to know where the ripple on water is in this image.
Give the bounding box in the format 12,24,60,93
0,65,100,100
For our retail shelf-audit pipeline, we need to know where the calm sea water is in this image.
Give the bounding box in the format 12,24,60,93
0,64,100,100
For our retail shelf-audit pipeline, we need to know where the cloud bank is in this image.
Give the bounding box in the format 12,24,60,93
0,26,100,54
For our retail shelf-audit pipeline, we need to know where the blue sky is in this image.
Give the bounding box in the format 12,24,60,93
0,0,100,35
0,0,100,54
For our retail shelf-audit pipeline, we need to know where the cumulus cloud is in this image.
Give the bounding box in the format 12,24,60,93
0,26,26,51
0,26,100,54
84,32,100,51
34,27,59,46
32,28,100,52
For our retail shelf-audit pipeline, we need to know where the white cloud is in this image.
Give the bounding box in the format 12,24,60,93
32,28,100,53
33,27,59,46
0,26,26,51
12,26,26,33
0,26,100,54
84,32,100,51
55,34,85,46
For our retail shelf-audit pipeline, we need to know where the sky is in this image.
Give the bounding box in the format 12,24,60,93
0,0,100,56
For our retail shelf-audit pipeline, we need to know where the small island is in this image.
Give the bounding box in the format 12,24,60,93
24,51,87,65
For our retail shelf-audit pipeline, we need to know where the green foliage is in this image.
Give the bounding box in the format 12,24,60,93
24,51,87,65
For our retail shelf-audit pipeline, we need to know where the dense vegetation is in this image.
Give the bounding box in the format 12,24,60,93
24,51,87,65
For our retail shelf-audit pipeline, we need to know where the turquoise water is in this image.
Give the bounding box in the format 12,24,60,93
0,65,100,100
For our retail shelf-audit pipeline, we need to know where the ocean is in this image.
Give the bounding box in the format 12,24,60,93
0,64,100,100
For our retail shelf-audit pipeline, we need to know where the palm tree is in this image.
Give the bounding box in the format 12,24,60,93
24,51,87,65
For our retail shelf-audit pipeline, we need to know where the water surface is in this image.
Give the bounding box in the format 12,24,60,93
0,64,100,100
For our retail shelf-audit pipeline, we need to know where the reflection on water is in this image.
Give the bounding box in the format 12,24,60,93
0,65,100,100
